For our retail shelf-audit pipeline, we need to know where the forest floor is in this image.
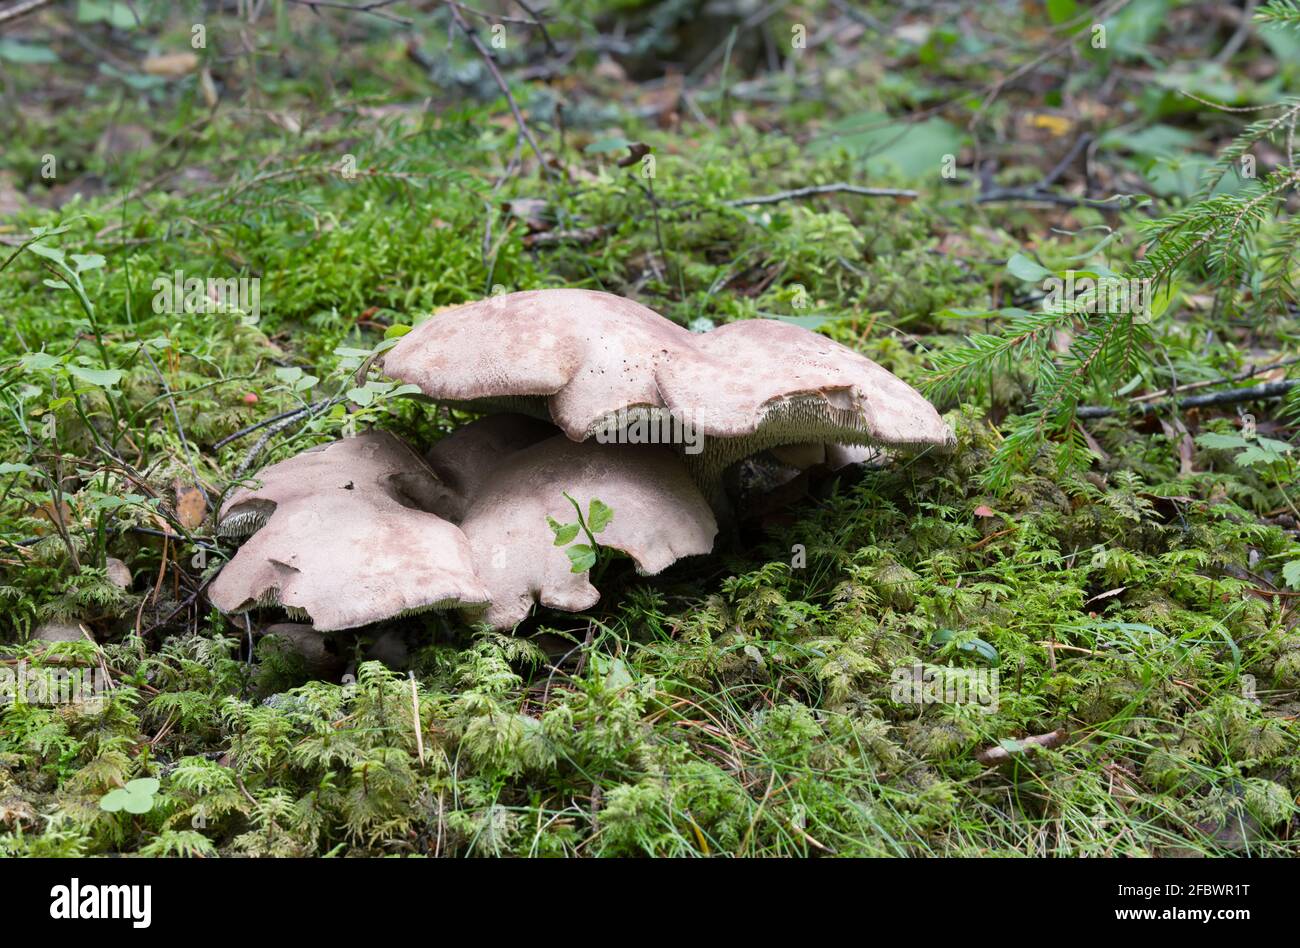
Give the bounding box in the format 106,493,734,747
1,0,1299,857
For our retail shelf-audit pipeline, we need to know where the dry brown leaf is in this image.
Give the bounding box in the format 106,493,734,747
175,483,207,530
199,67,219,108
31,500,73,532
1084,586,1127,607
1028,113,1073,137
593,56,626,82
105,557,133,589
142,52,199,78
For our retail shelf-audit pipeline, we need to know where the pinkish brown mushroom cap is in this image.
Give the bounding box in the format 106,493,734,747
383,289,690,435
421,413,559,523
383,289,953,490
456,435,718,629
210,432,489,631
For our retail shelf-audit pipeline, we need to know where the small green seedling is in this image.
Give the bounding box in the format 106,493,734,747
930,628,999,665
1196,430,1295,471
548,494,614,576
99,778,160,815
1197,427,1300,530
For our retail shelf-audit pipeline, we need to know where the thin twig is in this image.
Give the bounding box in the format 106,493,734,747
1131,355,1300,404
142,347,209,507
1078,379,1299,419
723,183,917,206
975,729,1067,765
213,398,333,450
445,0,553,177
283,0,412,26
409,671,426,766
512,0,557,55
1212,0,1257,64
1040,133,1094,189
972,187,1133,211
232,395,345,481
0,0,54,27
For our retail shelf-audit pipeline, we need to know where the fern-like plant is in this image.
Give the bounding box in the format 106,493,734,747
926,0,1300,490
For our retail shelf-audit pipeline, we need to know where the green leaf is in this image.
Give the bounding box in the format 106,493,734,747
931,628,999,664
0,462,38,476
1282,560,1300,591
66,365,124,388
19,352,60,374
601,656,634,691
548,516,580,546
566,544,597,573
1235,446,1287,468
1098,124,1198,159
27,242,66,264
812,114,967,182
99,789,131,813
122,794,155,814
1147,281,1178,321
347,386,374,407
99,776,158,814
1195,432,1250,450
587,499,613,534
584,136,635,155
769,313,846,330
76,0,138,29
1046,0,1079,24
1256,436,1294,455
384,323,412,338
71,253,106,272
90,493,150,511
0,40,58,63
1007,253,1052,282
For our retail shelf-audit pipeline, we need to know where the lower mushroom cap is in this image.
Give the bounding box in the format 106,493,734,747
210,432,489,631
457,435,718,629
422,413,559,522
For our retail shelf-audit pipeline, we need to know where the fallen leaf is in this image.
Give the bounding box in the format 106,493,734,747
501,198,551,232
1083,586,1127,607
975,729,1066,765
616,142,651,168
1029,113,1073,137
31,500,73,532
142,52,199,78
174,483,207,530
199,67,219,108
105,557,132,589
593,56,626,82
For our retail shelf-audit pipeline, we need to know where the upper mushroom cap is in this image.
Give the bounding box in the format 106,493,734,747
456,435,718,629
210,432,489,631
383,289,953,485
383,289,691,435
657,317,953,447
